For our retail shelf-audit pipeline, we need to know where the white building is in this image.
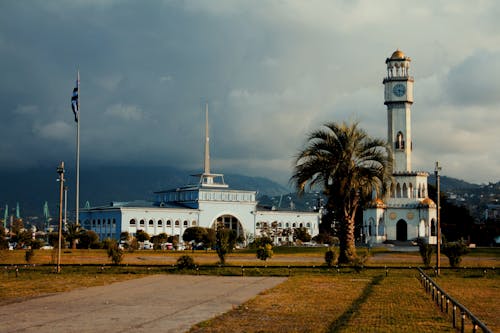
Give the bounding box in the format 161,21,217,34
363,50,438,245
80,106,320,245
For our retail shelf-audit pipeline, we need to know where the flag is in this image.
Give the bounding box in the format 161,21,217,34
71,72,79,122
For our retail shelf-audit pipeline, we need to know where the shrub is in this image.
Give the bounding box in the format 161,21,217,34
177,255,196,269
442,239,469,268
106,240,124,265
324,247,338,267
256,244,273,261
416,238,434,267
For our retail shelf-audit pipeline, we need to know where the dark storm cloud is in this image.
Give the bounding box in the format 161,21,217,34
0,1,498,184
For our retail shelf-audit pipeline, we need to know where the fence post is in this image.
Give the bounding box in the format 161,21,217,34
461,312,465,333
446,298,449,314
452,305,456,328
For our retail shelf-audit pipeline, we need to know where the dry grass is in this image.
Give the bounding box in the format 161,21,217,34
0,266,146,305
1,247,498,267
190,274,370,333
190,270,458,333
335,270,454,333
433,271,500,332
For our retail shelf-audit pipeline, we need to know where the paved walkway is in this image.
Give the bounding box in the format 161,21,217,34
0,275,286,333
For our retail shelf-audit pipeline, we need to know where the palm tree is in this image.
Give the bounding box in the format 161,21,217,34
291,121,392,263
65,222,85,249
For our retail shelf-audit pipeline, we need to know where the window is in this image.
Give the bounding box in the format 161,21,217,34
130,219,136,225
158,220,163,226
175,220,180,227
292,223,296,228
395,131,405,149
139,219,145,226
192,220,197,226
306,223,311,228
149,219,154,226
183,220,188,227
167,220,172,226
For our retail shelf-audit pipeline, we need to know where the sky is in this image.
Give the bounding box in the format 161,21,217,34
1,0,499,186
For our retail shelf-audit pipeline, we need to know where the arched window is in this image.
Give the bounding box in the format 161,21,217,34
192,220,197,226
139,219,145,226
149,219,154,226
175,220,180,227
183,220,188,227
396,183,402,198
166,220,171,226
158,220,163,226
396,131,405,149
306,222,311,228
403,183,408,198
130,219,136,225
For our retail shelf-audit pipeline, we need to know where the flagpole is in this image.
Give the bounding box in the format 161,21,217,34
75,70,80,226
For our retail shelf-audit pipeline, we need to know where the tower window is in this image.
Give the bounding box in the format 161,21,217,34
395,132,405,149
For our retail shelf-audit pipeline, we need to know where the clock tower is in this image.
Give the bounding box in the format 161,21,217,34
362,50,437,246
383,49,414,172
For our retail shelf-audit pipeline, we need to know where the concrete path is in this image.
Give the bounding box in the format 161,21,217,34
0,275,286,333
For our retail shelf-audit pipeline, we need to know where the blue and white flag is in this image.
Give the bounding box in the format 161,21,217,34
71,72,79,122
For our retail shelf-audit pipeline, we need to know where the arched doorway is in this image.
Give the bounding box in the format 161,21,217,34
396,219,407,241
213,214,244,239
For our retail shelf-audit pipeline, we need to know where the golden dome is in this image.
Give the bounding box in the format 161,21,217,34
420,198,436,207
390,49,405,59
370,198,386,208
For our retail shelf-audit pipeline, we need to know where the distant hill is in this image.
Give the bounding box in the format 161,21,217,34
0,165,494,220
427,174,481,191
0,165,289,218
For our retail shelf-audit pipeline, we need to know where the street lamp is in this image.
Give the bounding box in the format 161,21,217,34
435,161,442,276
56,162,65,274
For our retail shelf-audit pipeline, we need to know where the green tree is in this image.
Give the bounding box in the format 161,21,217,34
294,227,312,242
151,232,169,250
215,225,237,265
135,230,150,242
0,226,8,250
183,227,208,245
64,223,85,249
291,121,392,264
442,239,470,268
203,228,216,250
79,230,100,249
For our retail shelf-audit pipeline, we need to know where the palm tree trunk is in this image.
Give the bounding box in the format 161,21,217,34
339,216,357,264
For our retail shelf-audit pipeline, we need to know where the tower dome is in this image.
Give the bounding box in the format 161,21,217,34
420,198,436,207
391,49,405,59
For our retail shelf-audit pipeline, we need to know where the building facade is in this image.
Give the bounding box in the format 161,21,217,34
80,107,320,246
362,50,438,245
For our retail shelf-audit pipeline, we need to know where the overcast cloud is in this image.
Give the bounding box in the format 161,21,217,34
0,0,499,185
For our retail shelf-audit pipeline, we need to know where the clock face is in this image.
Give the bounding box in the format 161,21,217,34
393,83,406,97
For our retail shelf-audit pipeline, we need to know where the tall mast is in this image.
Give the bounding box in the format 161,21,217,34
204,103,210,175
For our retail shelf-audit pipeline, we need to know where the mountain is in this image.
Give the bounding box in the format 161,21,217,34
0,165,289,218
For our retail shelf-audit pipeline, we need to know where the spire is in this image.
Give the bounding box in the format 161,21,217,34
204,103,210,175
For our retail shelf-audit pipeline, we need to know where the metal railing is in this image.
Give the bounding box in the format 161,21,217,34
417,268,492,333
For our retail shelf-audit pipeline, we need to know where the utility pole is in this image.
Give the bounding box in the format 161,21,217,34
435,161,442,276
56,162,65,274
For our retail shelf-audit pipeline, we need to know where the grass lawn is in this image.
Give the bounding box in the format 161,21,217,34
190,270,456,333
432,270,500,332
1,247,498,332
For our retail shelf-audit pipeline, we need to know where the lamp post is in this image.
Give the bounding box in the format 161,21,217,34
435,161,442,276
56,162,65,274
